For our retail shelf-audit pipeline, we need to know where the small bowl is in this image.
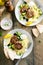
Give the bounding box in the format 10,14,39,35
1,18,13,30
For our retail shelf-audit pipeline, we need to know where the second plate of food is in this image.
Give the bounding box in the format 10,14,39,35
4,29,33,60
15,0,43,26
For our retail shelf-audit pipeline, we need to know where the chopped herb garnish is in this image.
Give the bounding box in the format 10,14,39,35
39,13,42,15
14,32,22,41
4,23,9,26
19,5,22,9
34,7,37,11
19,15,23,20
14,32,22,37
19,53,22,56
7,43,14,50
36,17,38,19
18,37,22,41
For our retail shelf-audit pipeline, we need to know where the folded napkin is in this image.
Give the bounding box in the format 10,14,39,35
32,24,43,37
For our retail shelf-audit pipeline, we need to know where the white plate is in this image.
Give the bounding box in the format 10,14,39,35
15,0,43,26
4,29,33,59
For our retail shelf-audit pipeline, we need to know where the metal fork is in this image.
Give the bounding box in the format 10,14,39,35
15,54,24,65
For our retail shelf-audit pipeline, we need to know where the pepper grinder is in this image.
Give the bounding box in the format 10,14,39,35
4,0,14,12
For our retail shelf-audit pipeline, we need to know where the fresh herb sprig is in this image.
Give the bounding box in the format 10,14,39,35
7,43,14,50
14,32,22,41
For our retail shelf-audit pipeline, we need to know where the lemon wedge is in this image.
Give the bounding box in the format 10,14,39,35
0,0,4,6
4,34,13,39
26,21,33,26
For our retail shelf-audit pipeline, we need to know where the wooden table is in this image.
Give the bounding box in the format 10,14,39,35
0,0,43,65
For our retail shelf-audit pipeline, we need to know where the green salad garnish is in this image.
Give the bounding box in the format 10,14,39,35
14,32,22,41
8,43,14,50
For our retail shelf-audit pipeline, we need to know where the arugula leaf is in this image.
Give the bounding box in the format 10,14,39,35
7,43,14,50
14,32,22,41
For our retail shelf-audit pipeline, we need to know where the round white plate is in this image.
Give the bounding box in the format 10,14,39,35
15,0,43,26
4,29,33,59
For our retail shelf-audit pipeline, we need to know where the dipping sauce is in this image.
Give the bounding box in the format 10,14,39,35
1,18,13,30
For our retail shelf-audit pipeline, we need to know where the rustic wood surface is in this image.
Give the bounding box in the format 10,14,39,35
0,0,43,65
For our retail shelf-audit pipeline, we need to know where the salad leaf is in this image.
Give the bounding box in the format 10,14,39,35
7,43,14,50
19,5,23,9
19,15,23,20
14,32,22,41
14,32,22,37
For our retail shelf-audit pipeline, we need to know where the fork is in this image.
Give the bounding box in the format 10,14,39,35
15,54,24,65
